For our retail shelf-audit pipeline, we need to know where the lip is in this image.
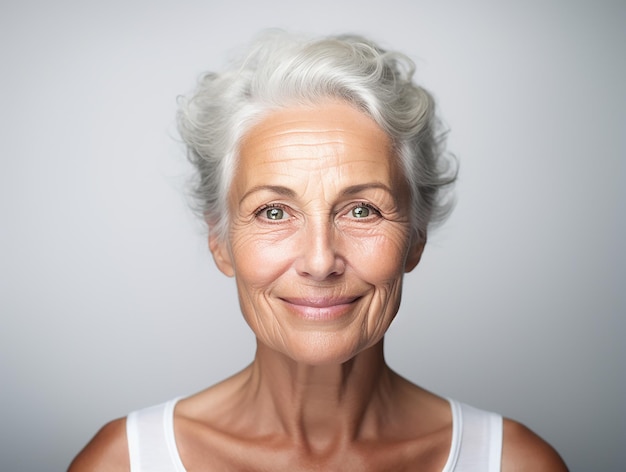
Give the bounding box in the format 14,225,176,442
280,296,359,321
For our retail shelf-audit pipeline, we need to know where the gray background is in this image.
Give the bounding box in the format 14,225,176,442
1,1,624,470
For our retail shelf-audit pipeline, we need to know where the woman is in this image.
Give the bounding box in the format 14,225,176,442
70,32,567,471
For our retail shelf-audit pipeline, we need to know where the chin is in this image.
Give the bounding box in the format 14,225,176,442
276,333,374,366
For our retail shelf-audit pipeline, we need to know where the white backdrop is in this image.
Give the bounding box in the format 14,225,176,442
1,1,624,470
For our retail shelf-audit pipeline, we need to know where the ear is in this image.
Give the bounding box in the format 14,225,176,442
209,233,235,277
405,231,426,273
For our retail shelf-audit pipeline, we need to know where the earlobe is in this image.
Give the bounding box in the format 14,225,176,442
209,234,235,277
405,232,426,273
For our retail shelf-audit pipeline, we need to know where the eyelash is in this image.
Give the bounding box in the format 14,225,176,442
254,202,381,220
350,202,380,215
254,203,290,220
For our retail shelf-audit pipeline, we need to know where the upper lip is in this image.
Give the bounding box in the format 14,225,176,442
280,296,359,308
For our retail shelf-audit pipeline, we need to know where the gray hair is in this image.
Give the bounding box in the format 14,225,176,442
178,31,456,241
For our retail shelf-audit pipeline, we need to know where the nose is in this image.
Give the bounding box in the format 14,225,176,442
295,218,345,280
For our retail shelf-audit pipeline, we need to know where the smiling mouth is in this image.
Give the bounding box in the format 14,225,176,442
280,296,360,321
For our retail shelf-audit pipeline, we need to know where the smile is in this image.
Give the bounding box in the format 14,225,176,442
280,296,360,321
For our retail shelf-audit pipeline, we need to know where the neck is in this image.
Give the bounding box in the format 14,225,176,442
241,339,397,452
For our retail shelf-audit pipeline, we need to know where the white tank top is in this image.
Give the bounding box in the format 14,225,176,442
126,397,502,471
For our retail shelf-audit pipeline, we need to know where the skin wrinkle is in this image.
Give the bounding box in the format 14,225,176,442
248,343,394,449
222,104,414,366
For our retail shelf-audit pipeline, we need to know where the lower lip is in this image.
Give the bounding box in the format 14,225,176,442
283,300,356,321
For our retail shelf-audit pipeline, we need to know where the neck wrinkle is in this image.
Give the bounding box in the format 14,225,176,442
245,340,395,452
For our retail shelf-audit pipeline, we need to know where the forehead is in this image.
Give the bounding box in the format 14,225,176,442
236,101,398,183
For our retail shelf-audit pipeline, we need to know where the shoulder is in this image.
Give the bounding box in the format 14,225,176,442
501,418,568,472
68,417,129,472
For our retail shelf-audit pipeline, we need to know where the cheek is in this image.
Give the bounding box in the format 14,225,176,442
230,231,296,287
347,231,410,283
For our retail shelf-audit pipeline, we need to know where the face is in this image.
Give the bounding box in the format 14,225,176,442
210,101,424,365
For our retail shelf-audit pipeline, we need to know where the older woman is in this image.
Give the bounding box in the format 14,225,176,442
70,32,567,471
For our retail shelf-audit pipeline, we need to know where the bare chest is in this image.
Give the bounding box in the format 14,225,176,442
178,430,452,472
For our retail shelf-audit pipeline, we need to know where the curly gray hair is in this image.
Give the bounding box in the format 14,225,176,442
178,31,456,241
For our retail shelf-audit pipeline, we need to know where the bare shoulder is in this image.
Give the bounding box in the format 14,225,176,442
501,418,568,472
68,417,129,472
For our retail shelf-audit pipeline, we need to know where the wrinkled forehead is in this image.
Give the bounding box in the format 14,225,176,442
233,101,405,190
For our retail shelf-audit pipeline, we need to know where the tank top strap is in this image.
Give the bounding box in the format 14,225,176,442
126,397,186,472
442,399,503,472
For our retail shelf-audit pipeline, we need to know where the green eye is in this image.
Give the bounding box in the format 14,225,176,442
266,207,284,220
351,205,370,218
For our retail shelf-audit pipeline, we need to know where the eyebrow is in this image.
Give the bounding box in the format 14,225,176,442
341,182,395,197
240,185,297,203
240,182,397,204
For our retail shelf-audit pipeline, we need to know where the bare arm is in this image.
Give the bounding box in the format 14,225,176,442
501,419,568,472
68,418,130,472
